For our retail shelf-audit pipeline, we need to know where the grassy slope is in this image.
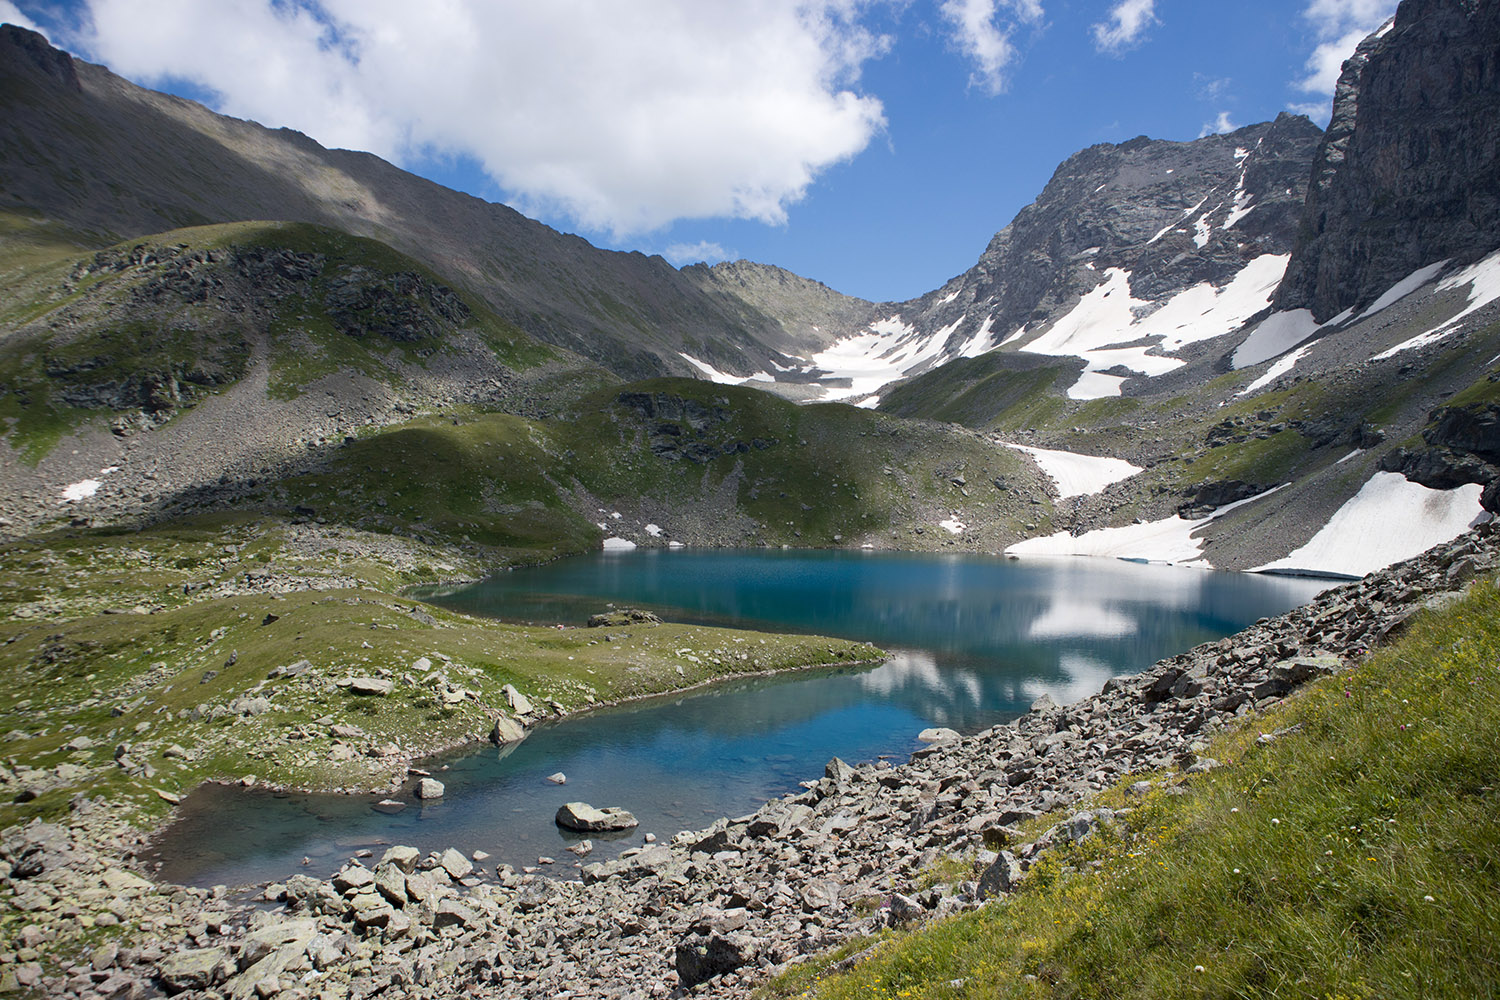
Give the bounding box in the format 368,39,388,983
0,218,559,462
267,377,1053,555
767,584,1500,1000
0,516,879,829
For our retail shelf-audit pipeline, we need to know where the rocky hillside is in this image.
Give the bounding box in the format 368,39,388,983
0,25,800,380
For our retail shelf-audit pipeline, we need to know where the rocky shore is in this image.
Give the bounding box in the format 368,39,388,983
3,525,1497,999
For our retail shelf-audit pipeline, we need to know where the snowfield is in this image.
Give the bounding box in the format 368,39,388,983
1253,472,1487,578
1006,444,1142,499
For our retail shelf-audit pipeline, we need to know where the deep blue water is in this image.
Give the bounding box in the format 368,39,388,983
148,550,1326,887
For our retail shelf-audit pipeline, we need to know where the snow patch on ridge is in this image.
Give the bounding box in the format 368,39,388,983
1254,472,1486,578
1005,444,1142,499
1023,255,1289,399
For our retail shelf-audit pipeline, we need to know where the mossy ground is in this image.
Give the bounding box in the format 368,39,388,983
0,517,879,830
763,584,1500,1000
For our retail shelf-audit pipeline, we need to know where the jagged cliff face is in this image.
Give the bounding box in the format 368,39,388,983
0,25,796,381
1276,0,1500,321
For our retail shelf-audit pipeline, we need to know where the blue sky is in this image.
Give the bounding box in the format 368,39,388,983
4,0,1395,302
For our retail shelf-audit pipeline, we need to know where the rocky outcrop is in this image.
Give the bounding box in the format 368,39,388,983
7,526,1497,999
1276,0,1500,320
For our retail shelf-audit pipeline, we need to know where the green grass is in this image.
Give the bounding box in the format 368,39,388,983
765,582,1500,1000
0,516,881,828
878,355,1073,432
0,220,560,460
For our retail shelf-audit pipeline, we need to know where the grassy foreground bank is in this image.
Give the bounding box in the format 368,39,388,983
767,584,1500,1000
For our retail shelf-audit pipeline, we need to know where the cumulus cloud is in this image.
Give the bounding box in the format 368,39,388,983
1200,111,1237,138
61,0,891,237
1295,0,1397,96
0,1,40,31
939,0,1044,96
663,241,732,266
1092,0,1155,54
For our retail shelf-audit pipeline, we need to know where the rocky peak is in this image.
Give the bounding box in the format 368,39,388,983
0,23,80,92
1275,0,1500,320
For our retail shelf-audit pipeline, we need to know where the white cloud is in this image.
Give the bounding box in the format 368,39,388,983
63,0,891,238
1092,0,1155,54
663,241,732,266
1295,0,1397,96
0,2,40,31
939,0,1044,97
1200,111,1237,138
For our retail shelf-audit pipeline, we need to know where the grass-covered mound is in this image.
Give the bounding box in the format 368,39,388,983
766,583,1500,999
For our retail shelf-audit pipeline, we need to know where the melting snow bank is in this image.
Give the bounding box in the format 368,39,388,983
601,537,637,552
1005,444,1142,500
1006,491,1276,566
1253,472,1488,578
1372,248,1500,360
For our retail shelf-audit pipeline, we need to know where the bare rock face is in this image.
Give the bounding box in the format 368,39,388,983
1276,0,1500,320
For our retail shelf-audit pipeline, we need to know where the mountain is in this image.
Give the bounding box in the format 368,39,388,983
1275,0,1500,321
0,24,801,381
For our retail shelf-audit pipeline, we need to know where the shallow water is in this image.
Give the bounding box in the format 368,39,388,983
148,550,1326,887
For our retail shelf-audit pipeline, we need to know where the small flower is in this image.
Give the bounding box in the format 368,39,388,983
1194,965,1206,973
1424,895,1435,902
1271,818,1280,825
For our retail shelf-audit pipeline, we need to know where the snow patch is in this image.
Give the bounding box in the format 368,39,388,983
645,523,663,537
1193,214,1213,249
956,315,997,358
60,480,101,502
938,289,960,306
1006,444,1142,499
938,518,966,535
667,540,685,549
1233,309,1320,369
856,396,880,409
802,314,958,402
1147,196,1207,245
602,537,637,551
1068,371,1127,400
1237,343,1312,396
1253,472,1486,578
1372,249,1500,360
678,352,749,385
1357,260,1449,321
1006,490,1275,566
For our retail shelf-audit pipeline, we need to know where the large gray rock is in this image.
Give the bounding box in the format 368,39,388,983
156,946,233,994
415,777,445,799
490,714,526,746
347,676,393,696
675,932,761,988
977,850,1024,900
555,802,638,831
501,684,534,715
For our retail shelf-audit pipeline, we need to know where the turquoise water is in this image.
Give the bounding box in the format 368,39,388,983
148,550,1326,887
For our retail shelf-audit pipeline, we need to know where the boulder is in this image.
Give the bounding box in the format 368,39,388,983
917,727,960,743
555,802,639,831
438,847,473,880
675,932,761,988
977,850,1024,900
501,684,534,715
380,845,421,873
490,715,526,746
415,778,445,800
156,946,233,994
348,676,393,696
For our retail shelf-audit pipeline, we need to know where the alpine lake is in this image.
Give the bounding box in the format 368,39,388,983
148,549,1329,887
